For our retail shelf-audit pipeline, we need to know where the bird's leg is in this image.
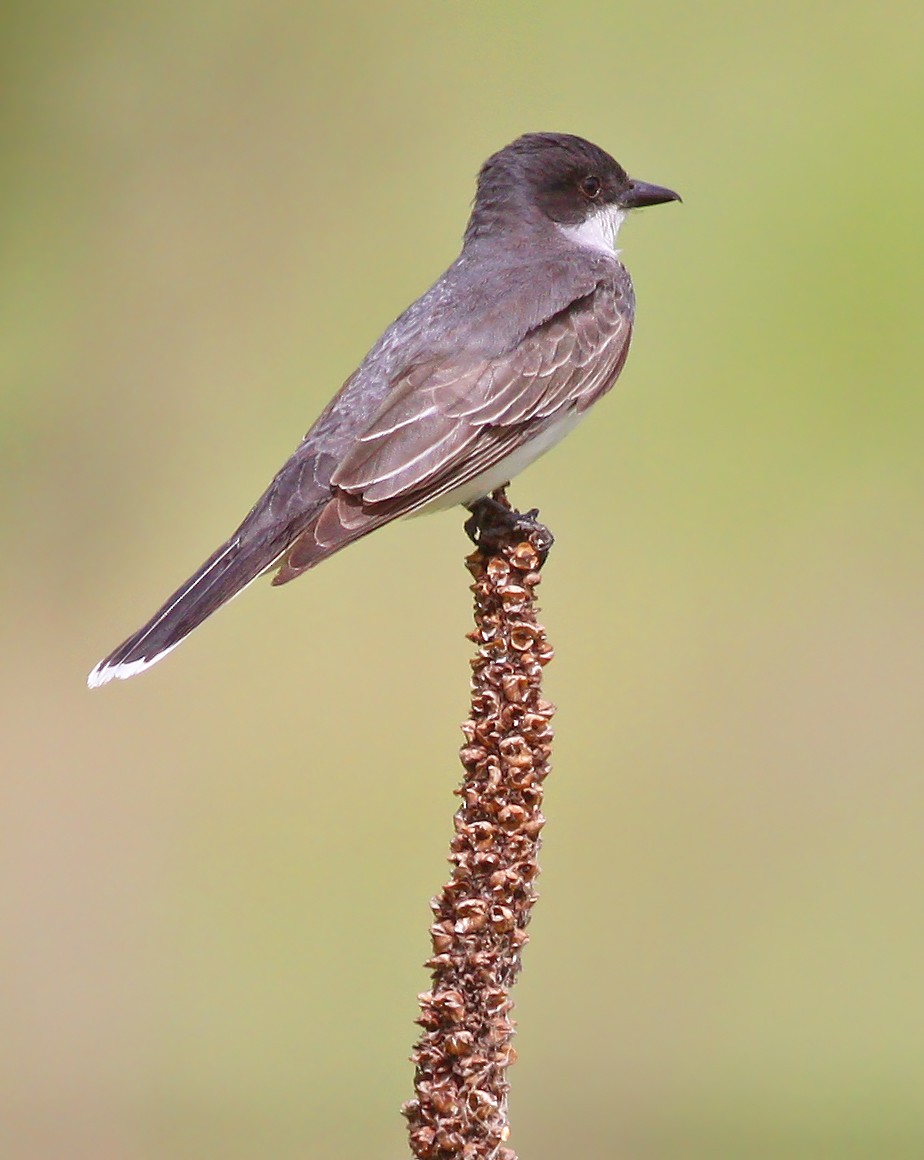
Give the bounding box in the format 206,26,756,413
463,491,510,545
465,487,554,565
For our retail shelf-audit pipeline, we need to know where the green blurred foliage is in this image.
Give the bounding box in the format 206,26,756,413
2,1,923,1157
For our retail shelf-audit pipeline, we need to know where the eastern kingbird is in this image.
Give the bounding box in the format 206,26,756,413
88,133,679,688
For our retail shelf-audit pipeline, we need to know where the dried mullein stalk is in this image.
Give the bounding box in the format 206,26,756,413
404,502,555,1160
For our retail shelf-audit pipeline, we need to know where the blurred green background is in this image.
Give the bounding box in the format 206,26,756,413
2,2,923,1157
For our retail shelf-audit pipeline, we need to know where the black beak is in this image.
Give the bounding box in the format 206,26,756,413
620,179,682,209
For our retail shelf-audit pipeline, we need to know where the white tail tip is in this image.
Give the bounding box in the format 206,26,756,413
87,642,181,689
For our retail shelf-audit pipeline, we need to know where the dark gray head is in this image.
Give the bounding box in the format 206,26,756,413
465,132,679,249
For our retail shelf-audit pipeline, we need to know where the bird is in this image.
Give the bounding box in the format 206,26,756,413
88,132,679,688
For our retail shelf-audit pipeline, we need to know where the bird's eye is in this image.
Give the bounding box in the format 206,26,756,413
580,175,602,199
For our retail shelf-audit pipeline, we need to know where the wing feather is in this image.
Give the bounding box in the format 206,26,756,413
332,284,630,499
277,283,632,583
280,425,526,576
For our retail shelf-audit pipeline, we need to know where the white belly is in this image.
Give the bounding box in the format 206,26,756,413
416,411,586,514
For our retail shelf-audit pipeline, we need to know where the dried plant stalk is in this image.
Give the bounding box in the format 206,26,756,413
403,516,555,1160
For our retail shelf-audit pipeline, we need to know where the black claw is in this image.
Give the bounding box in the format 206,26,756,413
463,509,483,546
464,489,554,565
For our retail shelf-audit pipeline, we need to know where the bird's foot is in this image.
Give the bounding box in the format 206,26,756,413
465,488,554,566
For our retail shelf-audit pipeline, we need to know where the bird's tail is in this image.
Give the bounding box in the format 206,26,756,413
87,532,285,688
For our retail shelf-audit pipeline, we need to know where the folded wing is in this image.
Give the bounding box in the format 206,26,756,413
274,283,631,580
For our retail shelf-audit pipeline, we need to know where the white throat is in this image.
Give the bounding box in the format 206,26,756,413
557,203,626,255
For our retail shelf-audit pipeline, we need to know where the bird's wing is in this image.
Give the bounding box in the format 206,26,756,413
275,282,631,579
334,283,630,501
